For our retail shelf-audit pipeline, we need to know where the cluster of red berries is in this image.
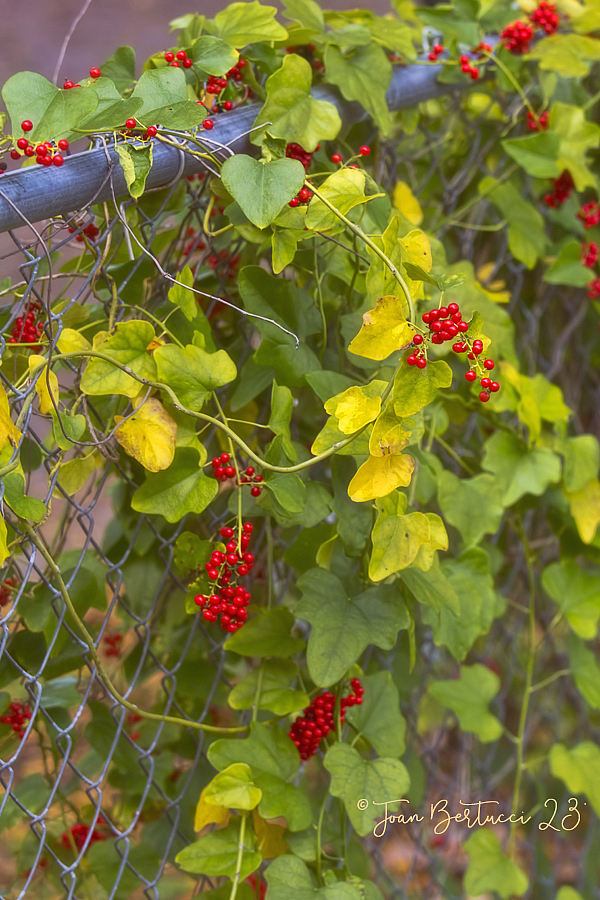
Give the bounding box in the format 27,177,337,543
206,250,240,279
285,43,324,71
210,453,264,496
500,20,534,54
11,125,69,167
459,54,480,80
286,142,316,172
289,186,313,208
0,577,16,607
288,679,365,761
194,522,255,632
544,170,575,208
331,146,370,166
428,43,444,62
182,226,206,257
0,701,32,739
59,821,107,852
582,242,599,269
63,80,82,89
164,49,194,69
407,302,469,369
127,711,142,741
526,110,548,131
68,220,100,243
578,201,600,229
530,1,560,35
246,874,267,900
588,278,600,299
7,302,44,348
103,633,122,658
464,356,500,402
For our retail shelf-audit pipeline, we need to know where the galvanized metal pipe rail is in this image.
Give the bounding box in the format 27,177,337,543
0,47,495,233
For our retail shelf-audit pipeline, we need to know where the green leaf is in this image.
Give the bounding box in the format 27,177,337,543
204,763,262,810
131,447,218,523
211,1,288,46
393,359,453,418
428,664,502,742
549,102,600,191
282,0,324,32
369,503,445,581
2,73,99,143
264,473,306,514
268,381,297,461
221,155,305,229
167,265,196,321
80,320,157,398
566,634,600,710
228,659,309,715
331,456,373,558
501,131,560,178
295,569,408,686
130,67,189,116
481,431,561,507
544,241,595,287
527,33,600,78
324,42,392,134
271,228,297,274
2,470,46,522
40,676,81,709
116,143,153,199
223,606,305,657
556,434,600,493
400,555,460,616
251,54,341,151
324,743,410,836
175,820,260,878
345,671,406,757
478,176,545,269
80,78,142,131
265,855,362,900
155,343,236,410
140,101,208,131
191,35,239,75
52,411,87,451
549,742,600,817
464,829,528,899
541,559,600,640
437,472,504,549
98,46,136,93
305,169,373,233
238,265,322,344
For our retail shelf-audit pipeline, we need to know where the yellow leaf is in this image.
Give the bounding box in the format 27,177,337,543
369,404,412,456
92,330,111,349
348,295,415,361
56,328,91,354
399,230,432,301
194,785,230,832
252,809,287,859
410,513,448,571
393,181,423,225
565,480,600,543
324,386,382,435
114,398,177,472
29,355,59,415
0,383,21,451
0,515,8,567
348,452,415,502
146,337,165,352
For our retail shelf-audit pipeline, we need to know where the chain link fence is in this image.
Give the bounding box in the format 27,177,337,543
0,46,598,900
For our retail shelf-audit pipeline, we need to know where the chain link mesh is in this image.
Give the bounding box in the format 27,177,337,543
0,76,597,900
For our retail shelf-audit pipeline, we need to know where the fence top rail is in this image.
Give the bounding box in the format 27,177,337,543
0,47,489,234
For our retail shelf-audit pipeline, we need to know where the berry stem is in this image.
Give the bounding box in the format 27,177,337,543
229,811,248,900
481,49,537,118
307,182,415,322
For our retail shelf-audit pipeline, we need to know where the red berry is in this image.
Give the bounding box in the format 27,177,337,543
479,391,490,402
223,100,233,110
165,52,175,62
490,382,500,392
16,138,28,150
24,146,35,157
483,359,495,370
465,371,477,382
58,139,69,150
243,523,253,533
203,119,214,130
63,80,75,89
448,303,459,314
480,377,492,388
10,150,20,160
146,125,157,137
41,156,53,167
413,334,423,345
289,197,300,208
220,526,234,539
21,120,33,132
214,466,225,478
331,153,342,164
224,466,236,479
171,61,181,67
90,68,101,79
457,322,469,332
251,486,261,497
125,119,137,129
53,154,64,167
359,145,370,156
220,453,230,464
407,355,417,366
182,58,193,68
298,187,311,202
176,50,187,61
416,357,427,369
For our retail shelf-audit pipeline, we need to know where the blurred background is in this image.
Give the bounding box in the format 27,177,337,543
0,0,392,88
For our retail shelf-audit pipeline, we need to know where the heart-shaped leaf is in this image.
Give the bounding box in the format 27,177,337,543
220,155,305,228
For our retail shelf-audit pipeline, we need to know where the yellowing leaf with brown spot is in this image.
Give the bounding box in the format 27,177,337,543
348,452,415,502
146,337,165,352
348,295,415,361
252,809,287,859
194,785,230,832
393,181,423,225
324,386,382,435
56,328,92,354
0,383,21,451
114,398,177,472
369,404,411,457
29,355,59,415
565,480,600,543
399,230,432,300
